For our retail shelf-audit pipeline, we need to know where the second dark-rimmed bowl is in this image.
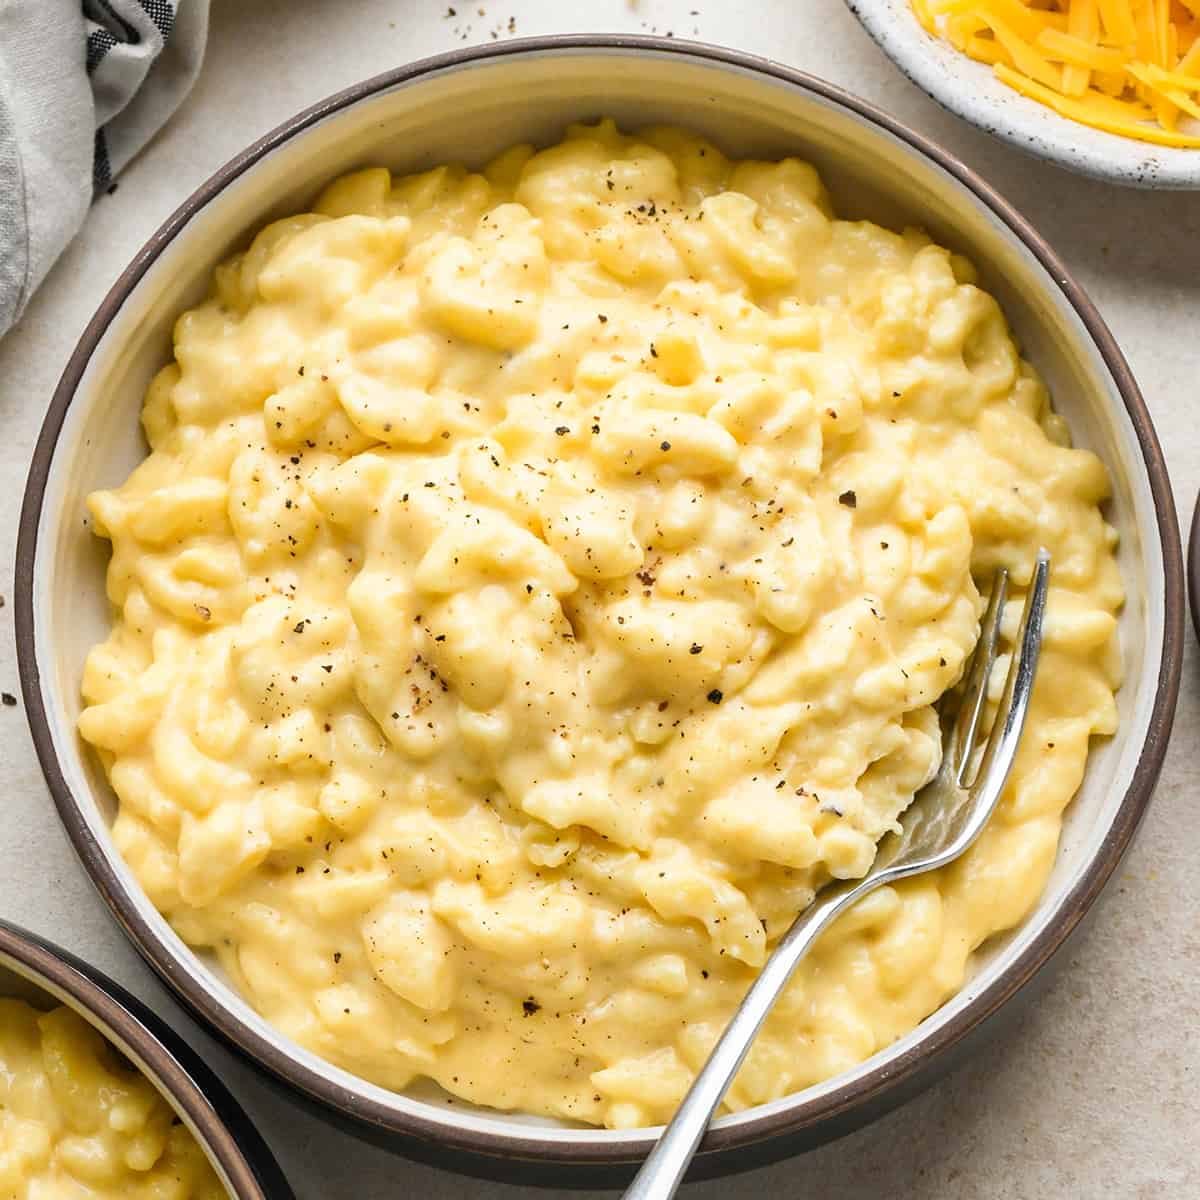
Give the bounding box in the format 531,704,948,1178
0,920,293,1199
15,34,1185,1183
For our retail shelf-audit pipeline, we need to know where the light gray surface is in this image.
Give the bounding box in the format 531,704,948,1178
0,1,1196,1196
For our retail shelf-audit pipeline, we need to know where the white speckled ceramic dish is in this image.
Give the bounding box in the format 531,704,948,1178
847,0,1200,189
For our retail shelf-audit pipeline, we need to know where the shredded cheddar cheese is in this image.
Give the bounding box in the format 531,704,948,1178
914,0,1200,146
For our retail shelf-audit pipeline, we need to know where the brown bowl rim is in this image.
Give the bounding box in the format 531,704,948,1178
14,33,1185,1169
0,919,293,1197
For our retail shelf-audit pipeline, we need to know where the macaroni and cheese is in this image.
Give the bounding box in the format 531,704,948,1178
79,121,1122,1128
0,999,223,1197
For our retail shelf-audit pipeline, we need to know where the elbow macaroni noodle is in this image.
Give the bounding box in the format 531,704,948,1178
0,1000,223,1198
79,121,1122,1128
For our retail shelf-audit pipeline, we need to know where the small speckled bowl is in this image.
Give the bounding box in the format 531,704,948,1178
0,920,293,1200
847,0,1200,188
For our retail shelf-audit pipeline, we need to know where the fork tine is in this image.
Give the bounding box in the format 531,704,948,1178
947,567,1009,786
967,549,1050,793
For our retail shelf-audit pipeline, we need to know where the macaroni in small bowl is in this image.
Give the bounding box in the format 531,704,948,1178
0,999,223,1198
78,120,1121,1129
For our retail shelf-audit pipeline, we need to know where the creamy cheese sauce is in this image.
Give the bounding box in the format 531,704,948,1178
79,120,1121,1128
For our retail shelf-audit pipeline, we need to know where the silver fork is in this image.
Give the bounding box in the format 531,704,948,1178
623,551,1050,1200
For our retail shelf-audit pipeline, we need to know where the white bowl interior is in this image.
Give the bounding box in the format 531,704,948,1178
848,0,1200,188
30,45,1166,1148
0,954,237,1194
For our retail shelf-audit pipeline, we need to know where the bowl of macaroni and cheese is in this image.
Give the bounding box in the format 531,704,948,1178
0,920,292,1198
15,36,1184,1179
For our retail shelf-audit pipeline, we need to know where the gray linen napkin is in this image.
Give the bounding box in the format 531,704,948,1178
0,0,210,338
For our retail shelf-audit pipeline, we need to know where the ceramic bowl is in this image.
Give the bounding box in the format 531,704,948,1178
14,35,1185,1183
847,0,1200,188
0,920,292,1198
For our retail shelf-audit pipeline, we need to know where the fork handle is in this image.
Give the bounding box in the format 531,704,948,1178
622,873,881,1200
